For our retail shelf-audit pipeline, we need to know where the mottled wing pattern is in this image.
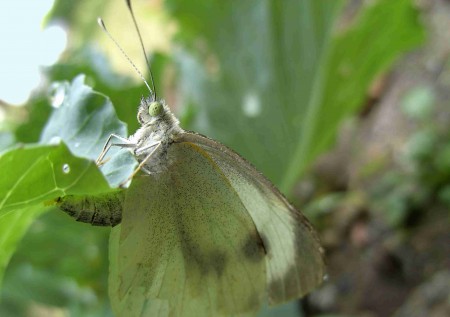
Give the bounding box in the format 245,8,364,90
177,133,325,304
109,142,267,317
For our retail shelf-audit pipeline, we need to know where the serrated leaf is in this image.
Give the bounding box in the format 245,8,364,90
41,75,137,186
41,75,127,160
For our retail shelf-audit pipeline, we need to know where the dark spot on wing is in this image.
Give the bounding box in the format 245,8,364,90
259,232,270,255
209,250,228,276
242,231,266,262
178,226,229,277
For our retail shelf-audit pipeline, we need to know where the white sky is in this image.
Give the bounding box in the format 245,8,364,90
0,0,67,105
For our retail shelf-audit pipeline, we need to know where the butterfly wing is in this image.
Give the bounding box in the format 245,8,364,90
176,132,325,304
109,141,267,317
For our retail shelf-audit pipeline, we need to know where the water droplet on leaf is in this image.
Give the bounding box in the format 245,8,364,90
49,136,62,144
62,163,70,174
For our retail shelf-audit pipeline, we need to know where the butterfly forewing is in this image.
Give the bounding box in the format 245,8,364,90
177,133,326,304
109,142,267,317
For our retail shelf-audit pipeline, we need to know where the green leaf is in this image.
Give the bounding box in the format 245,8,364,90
0,76,131,289
14,97,52,144
286,0,426,191
41,75,127,160
0,132,15,153
46,50,146,133
2,263,97,308
0,145,109,289
0,144,112,216
41,75,136,187
171,0,424,193
47,49,171,134
0,206,47,288
1,211,112,316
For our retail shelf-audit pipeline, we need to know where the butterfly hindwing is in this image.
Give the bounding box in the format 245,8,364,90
177,133,325,304
109,142,267,317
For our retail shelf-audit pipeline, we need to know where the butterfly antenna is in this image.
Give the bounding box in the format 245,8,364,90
97,17,153,95
125,0,157,100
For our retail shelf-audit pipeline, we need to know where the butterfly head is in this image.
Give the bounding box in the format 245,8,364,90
137,96,165,125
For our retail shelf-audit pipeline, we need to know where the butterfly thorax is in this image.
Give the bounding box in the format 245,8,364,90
129,97,184,174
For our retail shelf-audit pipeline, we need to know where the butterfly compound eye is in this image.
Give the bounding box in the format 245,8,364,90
148,101,163,117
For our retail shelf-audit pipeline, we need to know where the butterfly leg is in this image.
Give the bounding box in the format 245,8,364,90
118,142,161,188
96,134,136,166
134,141,160,156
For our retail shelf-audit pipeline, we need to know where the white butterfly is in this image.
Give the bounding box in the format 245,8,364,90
57,1,325,316
59,97,325,316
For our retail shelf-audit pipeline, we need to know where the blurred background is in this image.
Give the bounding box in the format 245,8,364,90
0,0,449,316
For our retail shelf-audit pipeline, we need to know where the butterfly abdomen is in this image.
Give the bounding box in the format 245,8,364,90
56,191,125,226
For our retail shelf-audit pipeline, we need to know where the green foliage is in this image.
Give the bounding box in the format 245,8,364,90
0,0,425,315
170,0,424,193
1,210,112,316
0,76,126,296
41,76,127,160
0,207,46,289
40,75,136,186
0,144,111,215
370,85,450,227
46,50,164,132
